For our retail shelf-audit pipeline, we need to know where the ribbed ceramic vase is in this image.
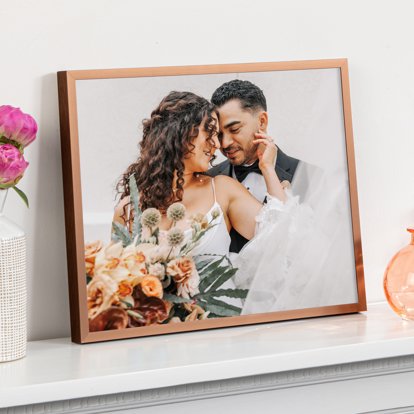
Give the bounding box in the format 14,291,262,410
0,189,27,362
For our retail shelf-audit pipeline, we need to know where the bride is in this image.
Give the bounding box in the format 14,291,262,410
113,91,290,312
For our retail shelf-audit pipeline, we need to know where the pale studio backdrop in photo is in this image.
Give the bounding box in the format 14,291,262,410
76,68,347,243
2,0,413,340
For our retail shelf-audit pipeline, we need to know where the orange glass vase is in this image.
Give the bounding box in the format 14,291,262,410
384,228,414,320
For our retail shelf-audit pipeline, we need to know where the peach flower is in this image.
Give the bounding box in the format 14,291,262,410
117,281,134,298
84,240,103,277
94,241,123,272
140,275,163,299
148,263,165,279
184,303,210,322
167,257,200,298
87,273,119,319
120,243,149,284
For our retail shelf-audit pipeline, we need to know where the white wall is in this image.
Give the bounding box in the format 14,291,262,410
1,0,413,341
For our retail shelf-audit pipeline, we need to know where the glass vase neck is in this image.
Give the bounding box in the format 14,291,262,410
408,228,414,245
0,189,8,216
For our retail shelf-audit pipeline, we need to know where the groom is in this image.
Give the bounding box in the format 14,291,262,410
209,79,301,253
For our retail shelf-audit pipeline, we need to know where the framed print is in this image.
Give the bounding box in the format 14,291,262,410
57,59,366,344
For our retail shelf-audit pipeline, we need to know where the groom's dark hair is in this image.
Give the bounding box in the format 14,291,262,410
211,79,267,112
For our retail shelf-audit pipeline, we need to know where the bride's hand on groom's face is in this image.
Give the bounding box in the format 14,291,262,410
253,131,278,172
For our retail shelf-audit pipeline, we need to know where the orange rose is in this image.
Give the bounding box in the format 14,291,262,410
87,273,118,319
167,257,200,298
184,303,210,321
117,281,133,298
140,275,163,298
167,257,193,283
85,240,103,276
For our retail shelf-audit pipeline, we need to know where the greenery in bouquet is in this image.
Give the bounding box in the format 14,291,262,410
85,175,248,331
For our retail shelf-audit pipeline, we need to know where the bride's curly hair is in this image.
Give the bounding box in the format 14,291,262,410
117,91,218,219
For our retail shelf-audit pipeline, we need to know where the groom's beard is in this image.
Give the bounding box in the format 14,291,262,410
223,143,258,166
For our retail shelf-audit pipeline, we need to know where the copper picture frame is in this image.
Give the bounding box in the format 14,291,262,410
58,59,366,344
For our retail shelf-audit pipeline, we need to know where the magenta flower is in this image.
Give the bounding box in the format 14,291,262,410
0,105,37,148
0,144,29,189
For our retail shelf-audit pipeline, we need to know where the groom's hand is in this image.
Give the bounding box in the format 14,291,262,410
253,131,278,172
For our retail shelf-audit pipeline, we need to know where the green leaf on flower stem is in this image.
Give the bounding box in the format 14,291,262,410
198,269,220,293
112,221,132,247
128,174,140,213
198,258,231,293
198,269,226,294
198,298,241,317
200,288,248,299
120,299,133,308
194,254,234,272
127,310,144,320
128,175,142,242
179,225,218,256
199,256,226,278
202,296,243,313
12,186,29,208
195,258,212,273
163,293,192,304
206,268,238,292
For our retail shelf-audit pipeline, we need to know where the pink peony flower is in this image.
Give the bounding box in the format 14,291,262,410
0,144,29,188
0,105,37,148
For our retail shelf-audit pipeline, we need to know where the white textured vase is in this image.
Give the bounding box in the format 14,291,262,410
0,189,27,362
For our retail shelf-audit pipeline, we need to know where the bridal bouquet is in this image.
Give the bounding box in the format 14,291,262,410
0,105,37,207
86,176,247,332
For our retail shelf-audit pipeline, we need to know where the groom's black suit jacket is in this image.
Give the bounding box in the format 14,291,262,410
207,148,300,253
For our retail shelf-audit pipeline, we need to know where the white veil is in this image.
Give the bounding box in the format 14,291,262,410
233,162,358,314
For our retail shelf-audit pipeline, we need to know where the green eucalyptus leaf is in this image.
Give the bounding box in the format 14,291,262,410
163,293,192,304
129,175,142,242
207,268,238,292
198,299,241,317
198,256,226,284
201,288,248,299
112,221,132,247
199,296,242,314
198,264,228,293
120,299,133,308
127,310,144,320
198,268,223,293
195,258,212,273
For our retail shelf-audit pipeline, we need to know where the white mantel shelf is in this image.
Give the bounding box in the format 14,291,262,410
2,302,414,413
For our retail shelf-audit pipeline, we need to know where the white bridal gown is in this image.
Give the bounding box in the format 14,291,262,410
233,162,359,315
188,179,231,260
186,178,242,308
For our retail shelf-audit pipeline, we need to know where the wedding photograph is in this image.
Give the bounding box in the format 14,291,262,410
58,60,366,342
